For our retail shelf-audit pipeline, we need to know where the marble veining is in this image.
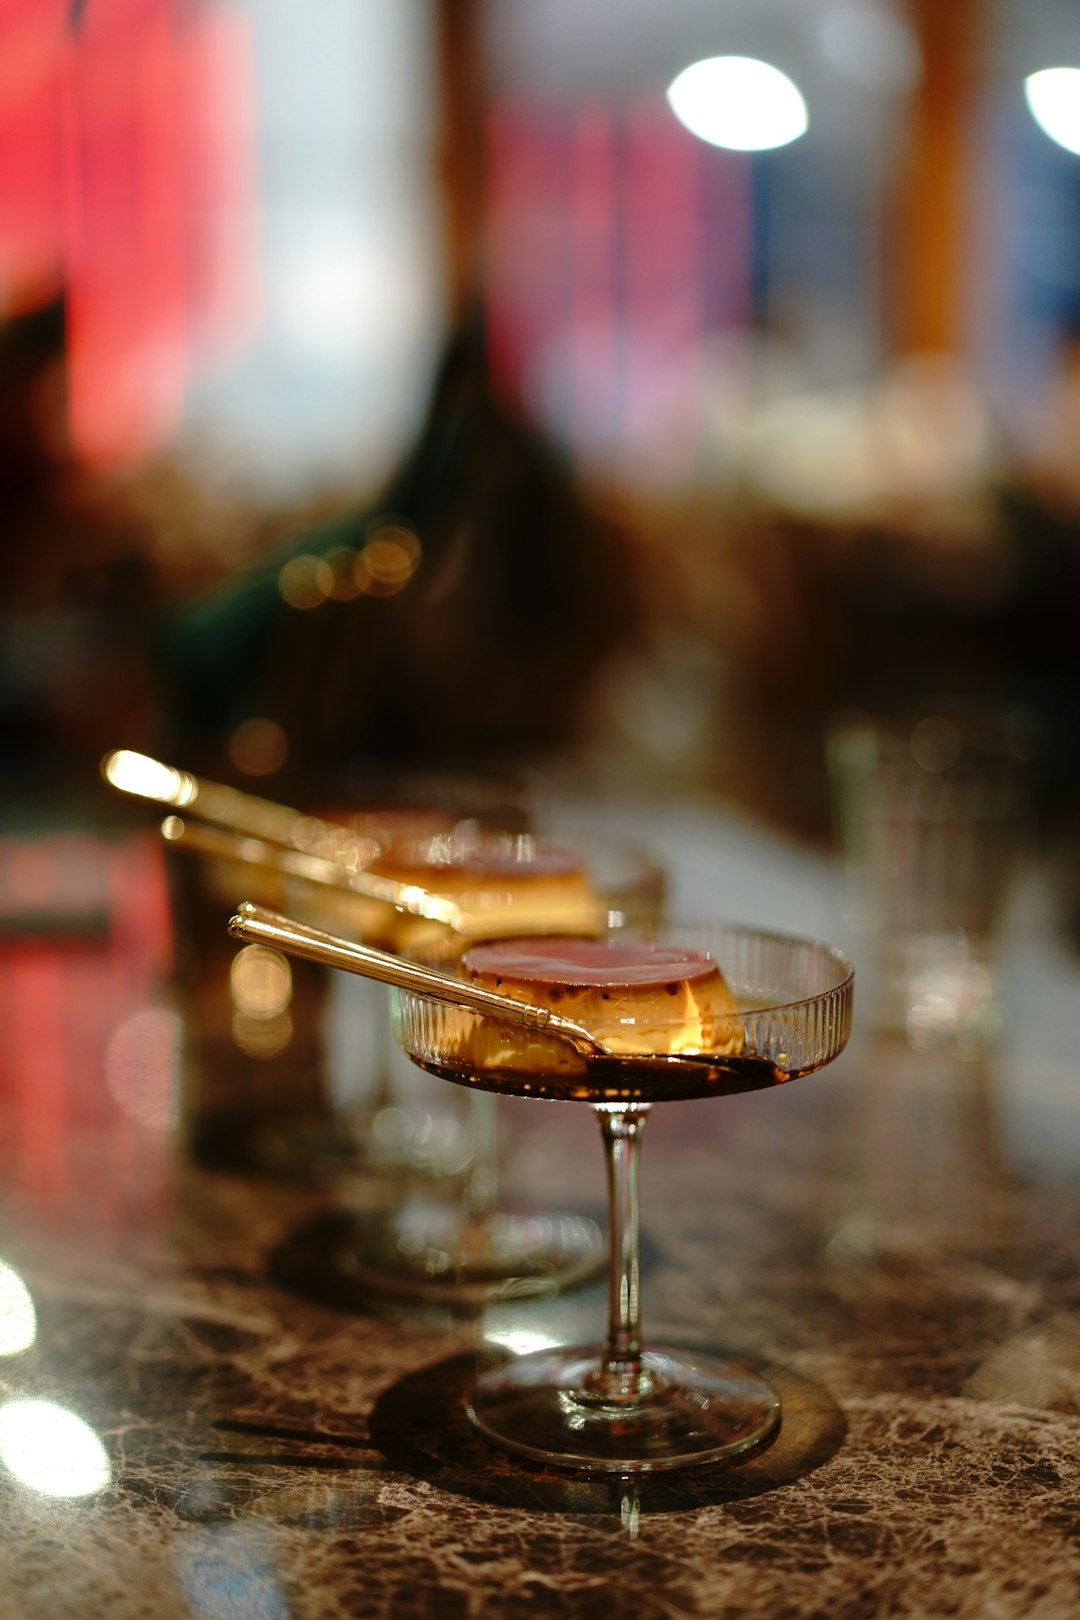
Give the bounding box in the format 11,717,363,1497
2,1009,1080,1616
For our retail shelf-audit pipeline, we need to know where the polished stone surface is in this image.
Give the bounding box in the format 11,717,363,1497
1,806,1080,1618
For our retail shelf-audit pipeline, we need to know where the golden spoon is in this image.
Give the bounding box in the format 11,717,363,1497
162,814,461,932
227,901,602,1056
102,748,375,868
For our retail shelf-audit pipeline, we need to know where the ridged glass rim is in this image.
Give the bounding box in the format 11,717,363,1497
666,920,855,1014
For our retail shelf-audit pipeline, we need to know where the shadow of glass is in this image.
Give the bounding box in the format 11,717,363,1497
368,1351,847,1516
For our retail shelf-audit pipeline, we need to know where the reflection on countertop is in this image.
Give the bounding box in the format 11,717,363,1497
1,802,1080,1618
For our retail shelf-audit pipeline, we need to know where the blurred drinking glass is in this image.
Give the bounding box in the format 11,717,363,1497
827,706,1032,1055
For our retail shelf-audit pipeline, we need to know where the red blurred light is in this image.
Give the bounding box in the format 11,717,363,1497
0,0,258,466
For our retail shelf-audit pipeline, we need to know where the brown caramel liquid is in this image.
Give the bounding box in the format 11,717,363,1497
413,1049,793,1104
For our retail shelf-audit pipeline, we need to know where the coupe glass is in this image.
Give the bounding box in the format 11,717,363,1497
390,922,853,1472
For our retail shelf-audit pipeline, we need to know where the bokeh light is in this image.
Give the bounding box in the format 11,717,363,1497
816,0,920,92
325,545,365,601
355,524,421,596
230,946,293,1019
666,56,808,152
228,718,289,777
1024,67,1080,157
0,1400,112,1498
231,1011,294,1059
278,554,335,609
106,1007,182,1132
102,750,198,809
0,1262,37,1358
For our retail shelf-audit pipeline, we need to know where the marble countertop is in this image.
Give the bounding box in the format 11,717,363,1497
1,797,1079,1619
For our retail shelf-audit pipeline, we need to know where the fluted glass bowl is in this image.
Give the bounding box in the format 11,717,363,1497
392,923,853,1105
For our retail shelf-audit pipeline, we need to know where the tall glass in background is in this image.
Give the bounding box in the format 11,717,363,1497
827,707,1031,1055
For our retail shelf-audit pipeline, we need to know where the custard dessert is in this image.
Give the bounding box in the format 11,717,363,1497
371,830,603,947
442,935,742,1088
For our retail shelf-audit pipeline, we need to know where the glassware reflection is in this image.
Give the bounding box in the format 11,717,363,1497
0,1399,111,1498
965,1313,1080,1411
176,1526,289,1620
0,1260,36,1357
825,1031,1022,1267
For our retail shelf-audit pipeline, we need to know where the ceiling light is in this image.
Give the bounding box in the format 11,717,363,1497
1025,67,1080,157
666,56,808,152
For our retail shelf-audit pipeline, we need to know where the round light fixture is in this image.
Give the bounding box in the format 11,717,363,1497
666,55,808,152
1025,67,1080,157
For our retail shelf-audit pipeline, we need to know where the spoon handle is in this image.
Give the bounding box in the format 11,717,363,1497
227,902,599,1055
103,748,357,856
162,815,460,928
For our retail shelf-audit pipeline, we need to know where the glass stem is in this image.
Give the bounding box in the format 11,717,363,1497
595,1105,650,1398
369,992,396,1114
465,1089,500,1222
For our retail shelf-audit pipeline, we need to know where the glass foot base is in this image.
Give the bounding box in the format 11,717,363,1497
467,1344,781,1472
333,1202,605,1306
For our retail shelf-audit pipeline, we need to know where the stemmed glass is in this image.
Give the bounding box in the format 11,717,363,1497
391,921,853,1471
155,786,663,1302
349,827,665,1303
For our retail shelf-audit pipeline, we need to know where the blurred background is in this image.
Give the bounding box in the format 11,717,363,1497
3,0,1080,871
